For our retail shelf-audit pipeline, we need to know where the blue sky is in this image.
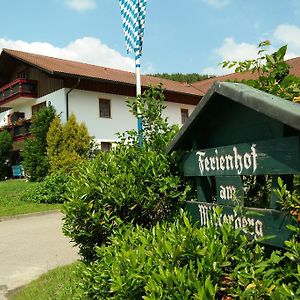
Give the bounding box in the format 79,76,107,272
1,0,300,75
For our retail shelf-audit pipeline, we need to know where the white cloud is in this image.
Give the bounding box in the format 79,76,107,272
214,37,259,61
65,0,96,12
202,25,300,76
202,65,231,76
0,37,135,72
273,24,300,55
202,38,262,75
201,0,231,8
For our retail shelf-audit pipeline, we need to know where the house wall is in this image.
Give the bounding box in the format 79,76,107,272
162,101,195,126
68,89,195,143
0,88,196,144
0,110,10,126
0,90,64,126
39,89,67,122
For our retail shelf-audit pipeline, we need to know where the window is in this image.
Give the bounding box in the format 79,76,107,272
99,99,111,118
32,102,46,115
181,108,189,124
101,142,112,152
18,69,30,79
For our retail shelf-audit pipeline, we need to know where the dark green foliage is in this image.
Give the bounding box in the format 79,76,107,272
21,106,56,181
76,211,300,299
243,175,272,208
0,130,12,179
148,73,213,84
63,86,192,262
63,147,189,261
274,177,300,214
21,172,69,204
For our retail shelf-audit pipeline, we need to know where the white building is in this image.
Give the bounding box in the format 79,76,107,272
0,48,202,162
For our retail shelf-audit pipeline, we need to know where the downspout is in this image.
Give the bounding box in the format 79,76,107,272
66,78,81,120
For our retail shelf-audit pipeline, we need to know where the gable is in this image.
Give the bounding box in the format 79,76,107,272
168,82,300,153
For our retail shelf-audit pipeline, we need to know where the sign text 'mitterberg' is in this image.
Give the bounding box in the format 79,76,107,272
196,144,258,175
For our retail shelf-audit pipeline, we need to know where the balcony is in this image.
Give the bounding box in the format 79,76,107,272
0,118,32,142
0,79,37,107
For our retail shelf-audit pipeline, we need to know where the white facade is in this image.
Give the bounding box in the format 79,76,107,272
0,88,196,144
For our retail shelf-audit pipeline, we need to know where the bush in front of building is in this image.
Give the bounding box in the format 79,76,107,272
21,172,70,204
76,211,300,299
0,130,12,179
47,113,92,174
21,106,56,181
62,85,193,262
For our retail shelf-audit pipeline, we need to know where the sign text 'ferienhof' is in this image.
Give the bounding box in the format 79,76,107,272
196,144,258,175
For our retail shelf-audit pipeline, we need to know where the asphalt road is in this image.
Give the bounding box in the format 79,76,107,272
0,211,79,297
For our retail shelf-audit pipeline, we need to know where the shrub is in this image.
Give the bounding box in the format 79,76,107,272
22,172,70,204
76,211,300,300
0,130,12,179
63,144,189,261
62,86,192,262
21,106,56,181
47,113,92,174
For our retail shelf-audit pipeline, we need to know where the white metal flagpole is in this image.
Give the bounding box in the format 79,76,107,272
119,0,147,147
135,56,142,96
135,54,143,147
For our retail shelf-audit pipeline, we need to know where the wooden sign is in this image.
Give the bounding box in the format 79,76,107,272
215,176,244,206
183,136,300,177
167,82,300,248
183,137,299,247
186,201,295,248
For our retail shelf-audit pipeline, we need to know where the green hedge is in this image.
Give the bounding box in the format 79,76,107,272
63,146,190,262
77,211,300,299
22,172,69,204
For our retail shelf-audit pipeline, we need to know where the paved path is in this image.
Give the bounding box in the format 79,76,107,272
0,211,79,298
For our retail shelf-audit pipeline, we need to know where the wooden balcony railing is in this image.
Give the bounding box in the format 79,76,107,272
0,119,32,141
0,79,37,105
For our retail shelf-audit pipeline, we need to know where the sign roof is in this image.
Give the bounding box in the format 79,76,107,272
167,82,300,153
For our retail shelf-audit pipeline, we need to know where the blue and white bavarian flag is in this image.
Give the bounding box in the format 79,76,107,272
119,0,147,59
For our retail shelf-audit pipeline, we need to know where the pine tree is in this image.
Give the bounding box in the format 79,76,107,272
47,113,92,173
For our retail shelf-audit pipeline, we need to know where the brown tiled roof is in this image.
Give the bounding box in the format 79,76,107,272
2,48,202,97
192,57,300,94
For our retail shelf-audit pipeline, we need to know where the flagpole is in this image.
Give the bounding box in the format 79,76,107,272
135,53,143,147
119,0,146,147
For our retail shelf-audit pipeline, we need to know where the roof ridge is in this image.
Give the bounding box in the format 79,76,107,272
1,48,203,97
3,48,136,75
3,48,200,90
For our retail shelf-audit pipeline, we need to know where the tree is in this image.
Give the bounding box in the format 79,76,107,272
21,106,56,181
47,113,92,174
0,130,12,179
148,73,213,84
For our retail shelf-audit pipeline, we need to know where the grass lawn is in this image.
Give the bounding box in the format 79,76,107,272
7,263,81,300
0,179,61,217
